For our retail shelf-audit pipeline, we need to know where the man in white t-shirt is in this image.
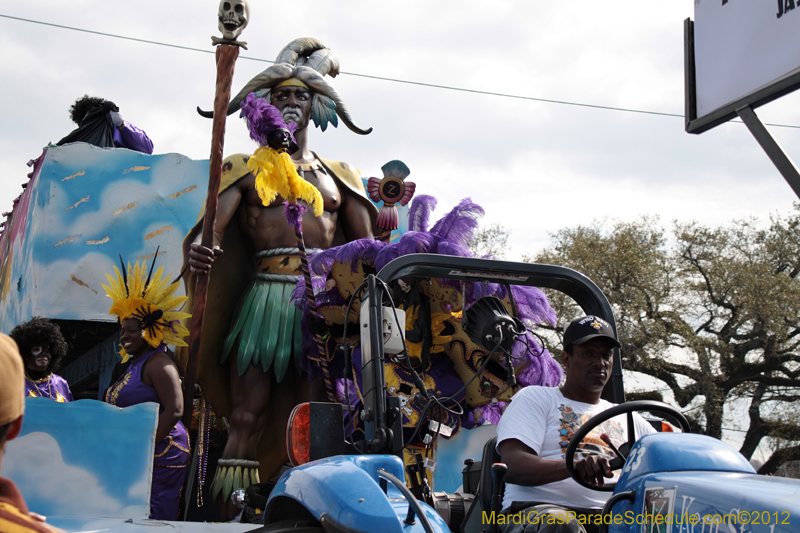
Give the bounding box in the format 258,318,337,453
496,315,655,533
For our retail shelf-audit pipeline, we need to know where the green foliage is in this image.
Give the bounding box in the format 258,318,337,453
529,207,800,474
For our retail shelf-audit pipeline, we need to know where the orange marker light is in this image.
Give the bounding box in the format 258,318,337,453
287,402,311,466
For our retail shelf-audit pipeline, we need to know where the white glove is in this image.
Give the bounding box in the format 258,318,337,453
110,110,124,127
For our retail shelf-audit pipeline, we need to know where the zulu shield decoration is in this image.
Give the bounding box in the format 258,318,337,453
367,159,416,235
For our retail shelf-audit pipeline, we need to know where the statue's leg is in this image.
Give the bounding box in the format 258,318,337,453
298,371,327,403
225,360,272,459
209,360,271,509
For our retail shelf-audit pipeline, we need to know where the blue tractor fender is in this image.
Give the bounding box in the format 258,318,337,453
604,434,800,533
264,454,450,533
615,433,755,489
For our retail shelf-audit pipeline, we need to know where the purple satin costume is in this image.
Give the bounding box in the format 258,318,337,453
114,122,154,155
105,349,190,520
24,374,73,402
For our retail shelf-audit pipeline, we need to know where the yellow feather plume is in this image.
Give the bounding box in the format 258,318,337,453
247,147,323,216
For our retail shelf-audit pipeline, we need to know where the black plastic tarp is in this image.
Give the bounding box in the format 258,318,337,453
57,101,119,148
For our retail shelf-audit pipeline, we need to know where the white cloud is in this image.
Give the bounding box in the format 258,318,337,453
4,432,127,517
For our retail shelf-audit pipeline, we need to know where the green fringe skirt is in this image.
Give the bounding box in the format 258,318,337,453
220,278,303,382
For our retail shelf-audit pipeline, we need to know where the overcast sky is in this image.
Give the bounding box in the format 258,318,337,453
1,0,798,260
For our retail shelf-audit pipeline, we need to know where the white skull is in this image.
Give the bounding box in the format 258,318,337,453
218,0,249,40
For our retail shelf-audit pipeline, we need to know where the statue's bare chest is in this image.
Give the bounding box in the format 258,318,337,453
242,160,341,212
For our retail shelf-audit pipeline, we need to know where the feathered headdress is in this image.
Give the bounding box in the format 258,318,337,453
102,252,191,362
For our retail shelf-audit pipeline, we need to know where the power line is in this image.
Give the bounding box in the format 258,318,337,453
2,12,800,130
339,71,684,119
0,14,227,59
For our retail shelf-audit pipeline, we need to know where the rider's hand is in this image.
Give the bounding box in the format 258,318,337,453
574,455,614,487
189,243,223,274
109,110,125,128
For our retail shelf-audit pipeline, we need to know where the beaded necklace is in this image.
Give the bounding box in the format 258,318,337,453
25,373,66,402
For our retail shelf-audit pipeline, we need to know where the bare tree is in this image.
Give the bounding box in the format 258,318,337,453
469,223,510,259
529,209,800,475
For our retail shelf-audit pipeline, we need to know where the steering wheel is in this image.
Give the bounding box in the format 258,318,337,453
564,400,690,492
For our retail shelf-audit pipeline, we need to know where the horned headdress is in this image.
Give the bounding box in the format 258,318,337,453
197,37,372,135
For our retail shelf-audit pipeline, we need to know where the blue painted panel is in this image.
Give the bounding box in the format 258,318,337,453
0,143,208,331
4,397,157,520
434,423,496,493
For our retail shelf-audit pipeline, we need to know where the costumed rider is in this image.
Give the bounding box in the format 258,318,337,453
10,317,73,402
57,95,154,154
102,257,191,520
0,333,66,532
496,316,656,533
184,36,378,509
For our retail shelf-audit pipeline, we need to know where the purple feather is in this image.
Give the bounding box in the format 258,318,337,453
337,377,361,407
429,198,484,246
407,195,438,232
309,239,387,275
434,242,472,258
334,238,386,272
466,402,508,427
511,285,556,326
283,201,307,232
518,349,563,387
290,281,307,309
374,232,439,271
309,248,339,276
240,93,297,146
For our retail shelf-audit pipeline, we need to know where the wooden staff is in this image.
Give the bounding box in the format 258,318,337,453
295,227,335,401
283,191,336,402
182,43,240,427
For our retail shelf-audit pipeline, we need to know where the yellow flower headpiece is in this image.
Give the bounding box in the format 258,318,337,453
102,254,191,363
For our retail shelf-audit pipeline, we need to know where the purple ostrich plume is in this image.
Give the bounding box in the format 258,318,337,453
435,241,472,258
407,195,438,232
511,285,556,326
334,238,387,272
240,93,297,146
429,198,484,246
309,248,339,277
309,238,387,277
465,402,509,427
374,232,441,271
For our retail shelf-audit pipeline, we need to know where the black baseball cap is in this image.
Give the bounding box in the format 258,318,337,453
563,315,620,350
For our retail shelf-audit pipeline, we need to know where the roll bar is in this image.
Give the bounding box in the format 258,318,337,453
377,254,624,404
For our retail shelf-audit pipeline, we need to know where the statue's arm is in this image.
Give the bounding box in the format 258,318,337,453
338,186,375,241
188,174,253,273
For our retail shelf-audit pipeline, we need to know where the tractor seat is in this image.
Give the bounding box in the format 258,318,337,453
479,436,505,513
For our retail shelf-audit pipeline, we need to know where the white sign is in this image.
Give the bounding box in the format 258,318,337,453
694,0,800,119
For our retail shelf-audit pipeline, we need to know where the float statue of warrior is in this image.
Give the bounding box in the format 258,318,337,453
180,37,378,505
